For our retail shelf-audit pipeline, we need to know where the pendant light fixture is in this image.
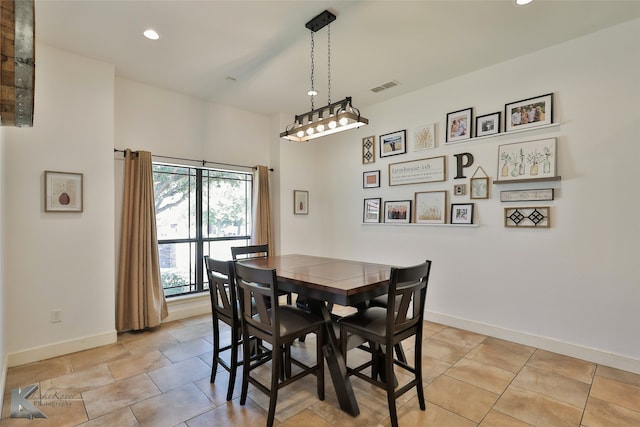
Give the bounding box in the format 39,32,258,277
280,10,368,142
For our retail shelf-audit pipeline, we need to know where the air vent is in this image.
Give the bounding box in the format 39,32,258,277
370,80,400,94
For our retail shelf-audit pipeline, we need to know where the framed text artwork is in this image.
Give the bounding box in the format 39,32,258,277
379,130,407,158
45,171,83,212
362,135,375,164
293,190,309,215
389,156,446,186
497,138,557,182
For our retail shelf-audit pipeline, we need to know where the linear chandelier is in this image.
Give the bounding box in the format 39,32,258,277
280,10,368,142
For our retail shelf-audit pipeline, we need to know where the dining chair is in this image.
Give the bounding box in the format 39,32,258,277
338,260,432,427
204,256,242,401
234,262,325,427
231,244,292,305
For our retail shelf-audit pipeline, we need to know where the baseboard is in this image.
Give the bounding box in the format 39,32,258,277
164,293,211,323
7,330,117,368
425,311,640,375
0,355,7,413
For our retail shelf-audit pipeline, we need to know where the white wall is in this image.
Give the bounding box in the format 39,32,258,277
2,44,116,366
278,19,640,372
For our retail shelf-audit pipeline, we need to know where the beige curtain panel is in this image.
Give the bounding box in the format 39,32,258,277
116,149,168,332
252,165,273,248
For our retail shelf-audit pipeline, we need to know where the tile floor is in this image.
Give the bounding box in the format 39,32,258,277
2,312,640,427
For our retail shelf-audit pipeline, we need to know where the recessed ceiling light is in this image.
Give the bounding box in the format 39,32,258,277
143,29,160,40
515,0,533,5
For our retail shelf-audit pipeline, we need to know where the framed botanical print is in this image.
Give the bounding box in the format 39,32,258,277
293,190,309,215
45,171,83,212
414,191,447,224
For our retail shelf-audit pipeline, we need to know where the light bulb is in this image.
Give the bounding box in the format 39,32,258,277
316,124,325,132
296,130,305,138
328,120,337,129
143,29,160,40
339,117,349,126
306,127,315,135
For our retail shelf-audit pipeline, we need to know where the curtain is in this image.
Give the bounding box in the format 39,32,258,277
252,165,273,248
116,149,168,332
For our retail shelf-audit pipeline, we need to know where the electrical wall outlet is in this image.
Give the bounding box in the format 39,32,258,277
51,309,62,323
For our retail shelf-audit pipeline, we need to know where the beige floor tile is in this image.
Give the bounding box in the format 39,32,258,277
122,330,180,355
68,343,130,372
0,398,88,427
589,375,640,413
424,375,499,422
130,383,214,427
76,407,139,427
160,337,212,363
398,398,477,427
431,327,487,351
194,371,242,405
465,338,534,373
407,351,451,384
596,365,640,388
169,322,213,343
40,364,114,395
82,373,160,419
107,349,172,381
147,356,211,392
423,337,470,364
526,349,595,384
511,366,590,409
185,398,269,427
582,396,640,427
280,408,333,426
422,321,447,338
4,357,73,391
446,357,515,394
494,386,583,427
479,409,534,426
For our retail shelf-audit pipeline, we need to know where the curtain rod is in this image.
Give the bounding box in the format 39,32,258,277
113,148,274,171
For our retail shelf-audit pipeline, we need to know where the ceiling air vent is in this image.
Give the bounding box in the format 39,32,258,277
370,80,400,94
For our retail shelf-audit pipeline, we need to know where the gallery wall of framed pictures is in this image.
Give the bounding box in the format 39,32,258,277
360,92,560,227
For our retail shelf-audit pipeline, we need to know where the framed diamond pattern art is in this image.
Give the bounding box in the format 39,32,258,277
362,135,375,164
504,206,550,228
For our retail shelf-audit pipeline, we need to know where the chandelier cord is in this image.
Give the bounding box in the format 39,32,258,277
310,30,315,111
327,23,331,105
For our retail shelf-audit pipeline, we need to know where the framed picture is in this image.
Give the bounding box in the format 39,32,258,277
505,93,553,132
379,130,406,158
453,184,466,196
414,191,447,224
470,177,489,199
497,138,557,182
44,171,83,212
363,198,381,223
389,156,446,186
362,135,375,164
446,107,472,143
505,206,550,228
500,188,554,202
412,123,436,151
451,203,474,225
363,170,380,188
384,200,411,223
293,190,309,215
475,112,501,137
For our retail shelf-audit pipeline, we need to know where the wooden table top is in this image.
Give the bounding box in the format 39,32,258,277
237,254,392,306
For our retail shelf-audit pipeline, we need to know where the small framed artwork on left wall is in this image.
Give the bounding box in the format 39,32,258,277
45,171,83,212
293,190,309,215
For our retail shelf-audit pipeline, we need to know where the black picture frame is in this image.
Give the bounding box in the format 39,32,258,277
451,203,474,225
446,107,473,143
475,112,501,137
363,198,381,223
363,170,380,188
505,93,553,132
379,130,407,157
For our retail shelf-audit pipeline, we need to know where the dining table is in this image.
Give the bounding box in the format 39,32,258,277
236,254,393,417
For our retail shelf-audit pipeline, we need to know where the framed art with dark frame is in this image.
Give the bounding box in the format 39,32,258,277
505,93,553,132
363,198,381,223
446,107,472,143
451,203,474,225
384,200,411,223
414,190,447,224
293,190,309,215
45,170,83,212
475,112,501,137
362,135,375,164
379,130,407,158
363,170,380,188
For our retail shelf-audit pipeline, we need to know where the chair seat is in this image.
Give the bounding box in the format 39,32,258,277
338,306,388,338
252,306,325,340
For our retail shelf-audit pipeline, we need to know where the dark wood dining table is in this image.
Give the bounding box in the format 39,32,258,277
237,254,393,417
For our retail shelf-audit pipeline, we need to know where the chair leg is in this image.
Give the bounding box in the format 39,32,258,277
414,334,426,410
240,331,251,406
211,317,220,383
385,344,399,427
317,329,325,401
267,345,281,427
226,326,240,401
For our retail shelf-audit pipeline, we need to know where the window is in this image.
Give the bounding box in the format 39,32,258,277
153,164,253,297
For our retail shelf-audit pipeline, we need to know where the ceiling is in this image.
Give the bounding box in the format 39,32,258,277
35,0,640,117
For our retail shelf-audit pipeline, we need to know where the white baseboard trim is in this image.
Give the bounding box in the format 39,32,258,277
164,293,211,323
7,330,117,368
426,311,640,375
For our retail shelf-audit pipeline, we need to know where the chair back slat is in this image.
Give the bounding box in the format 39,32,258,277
387,261,431,333
205,256,237,321
234,262,279,338
231,244,269,260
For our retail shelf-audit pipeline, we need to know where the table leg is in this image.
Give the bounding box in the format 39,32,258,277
307,299,360,417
